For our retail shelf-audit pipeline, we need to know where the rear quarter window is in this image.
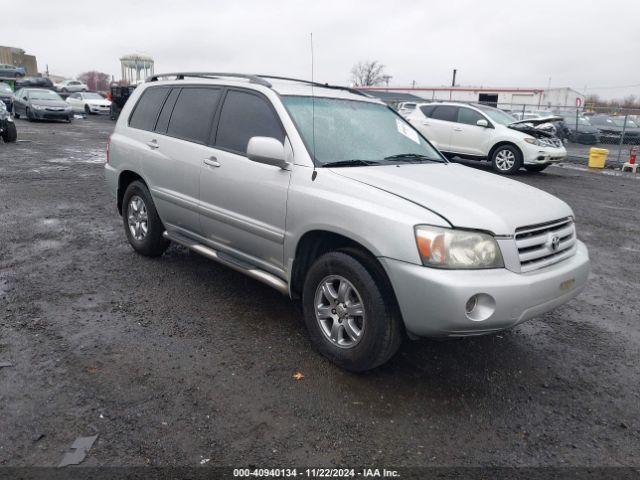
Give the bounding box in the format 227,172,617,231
129,87,170,131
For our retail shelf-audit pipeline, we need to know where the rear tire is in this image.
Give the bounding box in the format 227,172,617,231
122,181,169,257
491,144,522,174
524,164,549,173
302,251,403,372
2,122,17,142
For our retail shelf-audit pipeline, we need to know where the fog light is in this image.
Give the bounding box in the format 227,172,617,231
465,295,478,314
464,293,496,322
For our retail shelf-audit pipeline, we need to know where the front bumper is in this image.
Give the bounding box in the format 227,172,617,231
521,143,567,165
89,105,111,114
31,108,72,120
381,241,590,337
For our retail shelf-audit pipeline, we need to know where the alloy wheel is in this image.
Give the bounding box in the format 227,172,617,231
127,195,148,241
314,275,365,348
495,149,516,171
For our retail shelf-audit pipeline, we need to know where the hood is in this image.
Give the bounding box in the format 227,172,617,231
509,115,563,126
31,99,69,108
330,163,573,235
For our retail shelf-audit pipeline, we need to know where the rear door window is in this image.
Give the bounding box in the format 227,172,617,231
215,90,284,155
431,106,458,122
166,87,221,143
129,87,170,131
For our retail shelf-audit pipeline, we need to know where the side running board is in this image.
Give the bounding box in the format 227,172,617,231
163,231,289,295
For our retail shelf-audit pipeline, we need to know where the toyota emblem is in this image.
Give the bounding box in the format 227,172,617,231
550,235,560,251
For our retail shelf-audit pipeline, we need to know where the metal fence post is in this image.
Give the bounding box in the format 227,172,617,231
616,114,628,165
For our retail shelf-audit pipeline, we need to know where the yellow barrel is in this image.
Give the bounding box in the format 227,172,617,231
588,148,608,168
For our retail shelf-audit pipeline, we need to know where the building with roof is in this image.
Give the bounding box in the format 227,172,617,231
0,46,38,76
360,85,586,110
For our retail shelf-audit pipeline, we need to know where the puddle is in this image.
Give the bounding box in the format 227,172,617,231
41,218,61,227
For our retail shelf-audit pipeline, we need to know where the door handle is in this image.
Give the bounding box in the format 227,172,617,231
147,139,159,149
422,122,430,126
203,157,220,168
453,127,462,131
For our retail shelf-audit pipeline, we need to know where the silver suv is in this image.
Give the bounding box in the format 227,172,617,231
105,73,590,371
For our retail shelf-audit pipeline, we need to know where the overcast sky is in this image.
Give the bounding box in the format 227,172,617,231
4,0,639,98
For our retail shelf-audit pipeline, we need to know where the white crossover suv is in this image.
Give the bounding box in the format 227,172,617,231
105,73,589,371
406,102,567,174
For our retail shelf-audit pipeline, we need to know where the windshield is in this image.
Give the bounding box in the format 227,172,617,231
611,117,638,128
29,90,63,101
282,96,444,166
568,116,592,126
83,93,103,99
475,105,517,125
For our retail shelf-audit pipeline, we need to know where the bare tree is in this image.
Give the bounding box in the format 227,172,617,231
78,71,111,92
350,61,389,87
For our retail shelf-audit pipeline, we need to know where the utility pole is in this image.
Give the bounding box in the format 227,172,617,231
451,69,457,87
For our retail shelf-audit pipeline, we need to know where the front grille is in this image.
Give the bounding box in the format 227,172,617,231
515,217,576,272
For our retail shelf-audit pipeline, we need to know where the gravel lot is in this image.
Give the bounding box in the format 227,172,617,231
0,116,638,469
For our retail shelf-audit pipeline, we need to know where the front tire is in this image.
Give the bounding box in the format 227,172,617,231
26,107,34,122
302,251,403,372
524,164,549,173
491,144,522,174
2,122,17,142
122,181,169,257
13,109,20,119
84,104,91,115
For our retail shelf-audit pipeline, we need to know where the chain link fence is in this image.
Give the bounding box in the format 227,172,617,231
494,102,640,166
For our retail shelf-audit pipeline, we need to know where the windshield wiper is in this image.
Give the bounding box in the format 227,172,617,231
322,159,381,168
384,153,442,163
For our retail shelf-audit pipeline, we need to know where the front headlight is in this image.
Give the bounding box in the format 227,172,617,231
32,104,45,110
524,137,544,147
414,225,504,269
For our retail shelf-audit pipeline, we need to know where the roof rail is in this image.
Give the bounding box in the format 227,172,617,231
257,75,369,97
145,72,369,98
146,72,272,88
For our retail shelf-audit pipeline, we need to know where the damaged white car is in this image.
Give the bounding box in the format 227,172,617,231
406,102,566,174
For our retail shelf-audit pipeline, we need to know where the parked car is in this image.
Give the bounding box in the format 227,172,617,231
12,88,73,122
55,79,88,93
589,115,640,144
105,72,590,371
0,100,17,142
0,82,14,113
15,76,55,89
406,102,566,174
0,64,23,78
397,102,418,117
555,115,600,145
66,91,112,115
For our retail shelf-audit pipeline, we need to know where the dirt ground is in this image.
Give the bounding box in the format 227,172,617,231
0,116,638,469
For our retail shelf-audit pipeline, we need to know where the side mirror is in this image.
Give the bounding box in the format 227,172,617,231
247,136,289,169
476,119,489,128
